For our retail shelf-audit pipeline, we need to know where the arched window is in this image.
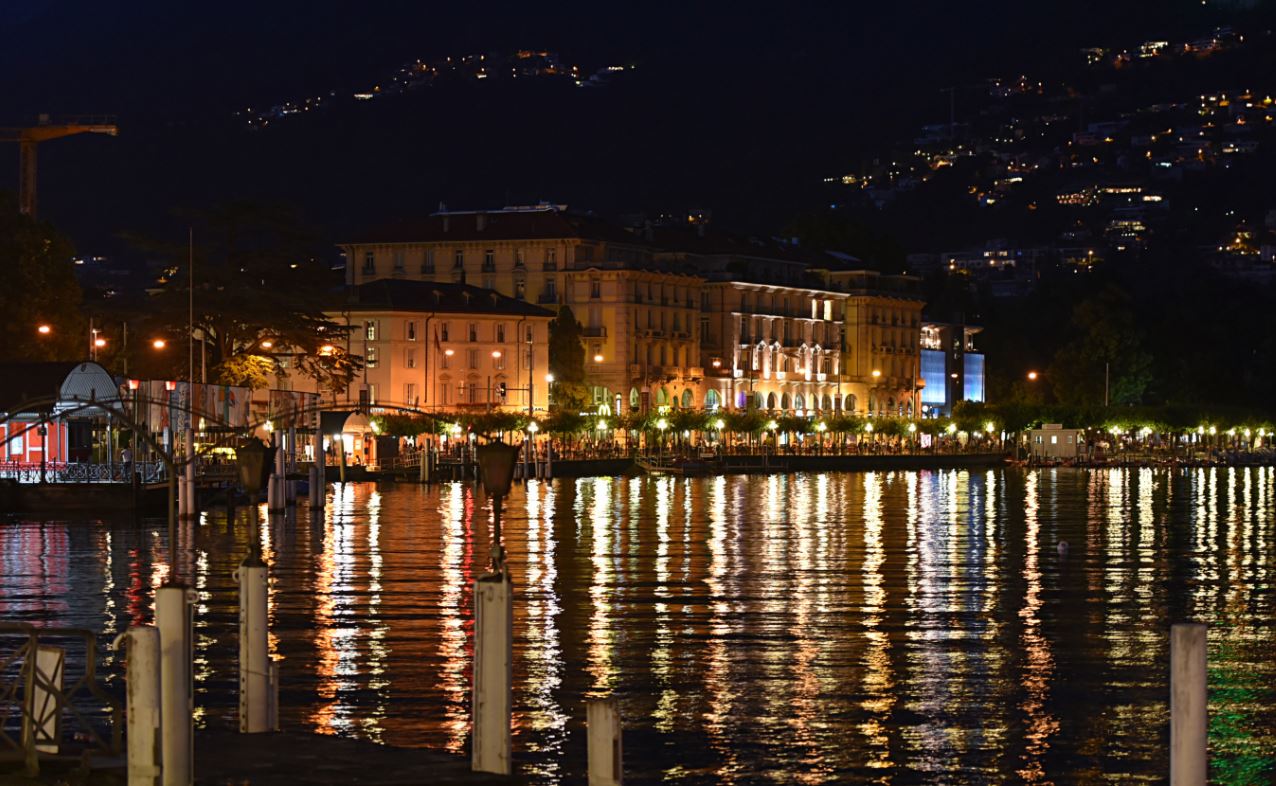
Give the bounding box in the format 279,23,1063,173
794,393,805,411
781,393,791,410
766,392,777,410
681,389,693,408
844,394,857,412
629,388,640,410
656,387,668,406
822,394,832,411
705,389,720,410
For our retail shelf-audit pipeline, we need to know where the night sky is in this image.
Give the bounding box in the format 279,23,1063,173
0,0,1253,252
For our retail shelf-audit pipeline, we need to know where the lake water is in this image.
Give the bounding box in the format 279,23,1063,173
2,468,1274,784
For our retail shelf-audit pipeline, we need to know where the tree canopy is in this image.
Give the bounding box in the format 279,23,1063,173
547,305,588,409
0,195,85,362
126,201,361,391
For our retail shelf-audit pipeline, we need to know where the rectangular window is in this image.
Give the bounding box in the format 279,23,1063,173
468,323,478,342
546,280,556,299
441,351,451,369
494,352,505,371
590,279,601,299
405,349,416,369
367,383,377,404
526,325,534,343
406,321,417,341
523,347,533,370
515,248,525,267
405,383,416,404
362,251,375,274
366,346,378,368
422,249,435,274
483,250,495,272
392,250,405,272
514,280,525,300
365,320,378,341
544,248,557,270
453,249,464,269
440,322,449,341
468,349,479,369
496,323,506,342
824,300,833,321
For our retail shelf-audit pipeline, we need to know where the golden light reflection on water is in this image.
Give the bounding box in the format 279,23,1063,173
8,468,1276,785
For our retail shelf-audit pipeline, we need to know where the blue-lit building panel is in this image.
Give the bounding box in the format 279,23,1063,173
964,353,985,402
921,350,947,405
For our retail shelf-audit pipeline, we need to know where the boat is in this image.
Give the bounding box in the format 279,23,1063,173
634,456,720,476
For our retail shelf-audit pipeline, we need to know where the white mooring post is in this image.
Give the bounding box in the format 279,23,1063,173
268,437,286,513
114,626,161,786
286,425,298,506
156,585,195,786
471,573,513,775
587,697,623,786
236,552,276,732
310,423,324,510
1171,622,1208,786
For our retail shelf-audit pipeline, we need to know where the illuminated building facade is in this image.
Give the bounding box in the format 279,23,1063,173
919,321,985,417
279,280,552,414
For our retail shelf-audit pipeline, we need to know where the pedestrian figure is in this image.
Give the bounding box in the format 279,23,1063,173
1057,540,1069,559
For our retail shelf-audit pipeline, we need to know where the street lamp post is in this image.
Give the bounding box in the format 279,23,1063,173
471,438,521,776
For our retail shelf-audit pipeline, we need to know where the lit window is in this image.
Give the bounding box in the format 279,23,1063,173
366,346,378,368
405,349,416,369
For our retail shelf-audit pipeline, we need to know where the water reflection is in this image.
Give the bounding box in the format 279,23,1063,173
3,468,1275,785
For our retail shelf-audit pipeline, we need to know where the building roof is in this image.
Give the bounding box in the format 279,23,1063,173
345,207,644,246
341,280,555,318
0,361,119,415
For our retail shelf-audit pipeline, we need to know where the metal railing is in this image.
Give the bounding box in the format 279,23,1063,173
0,461,165,484
0,623,122,776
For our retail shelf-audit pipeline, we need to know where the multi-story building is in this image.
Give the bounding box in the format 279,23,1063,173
278,280,552,413
700,280,848,412
342,205,704,414
811,269,926,417
919,321,985,416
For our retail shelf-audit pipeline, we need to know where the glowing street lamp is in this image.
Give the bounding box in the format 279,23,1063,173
152,338,167,350
260,340,274,350
544,373,555,383
871,369,882,379
491,350,502,359
94,337,107,348
36,324,51,335
713,419,725,430
593,354,604,363
1027,370,1039,381
318,344,335,356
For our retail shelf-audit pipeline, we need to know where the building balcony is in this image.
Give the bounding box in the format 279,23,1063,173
582,326,607,338
536,293,560,305
687,366,704,378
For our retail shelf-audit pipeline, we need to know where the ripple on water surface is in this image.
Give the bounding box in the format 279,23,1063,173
2,468,1274,785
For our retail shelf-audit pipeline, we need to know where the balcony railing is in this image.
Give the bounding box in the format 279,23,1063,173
536,293,560,305
582,326,607,338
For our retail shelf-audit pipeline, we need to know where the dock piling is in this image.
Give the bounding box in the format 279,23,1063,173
1171,622,1207,786
587,697,623,786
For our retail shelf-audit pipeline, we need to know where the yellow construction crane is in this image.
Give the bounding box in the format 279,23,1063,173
0,113,118,218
